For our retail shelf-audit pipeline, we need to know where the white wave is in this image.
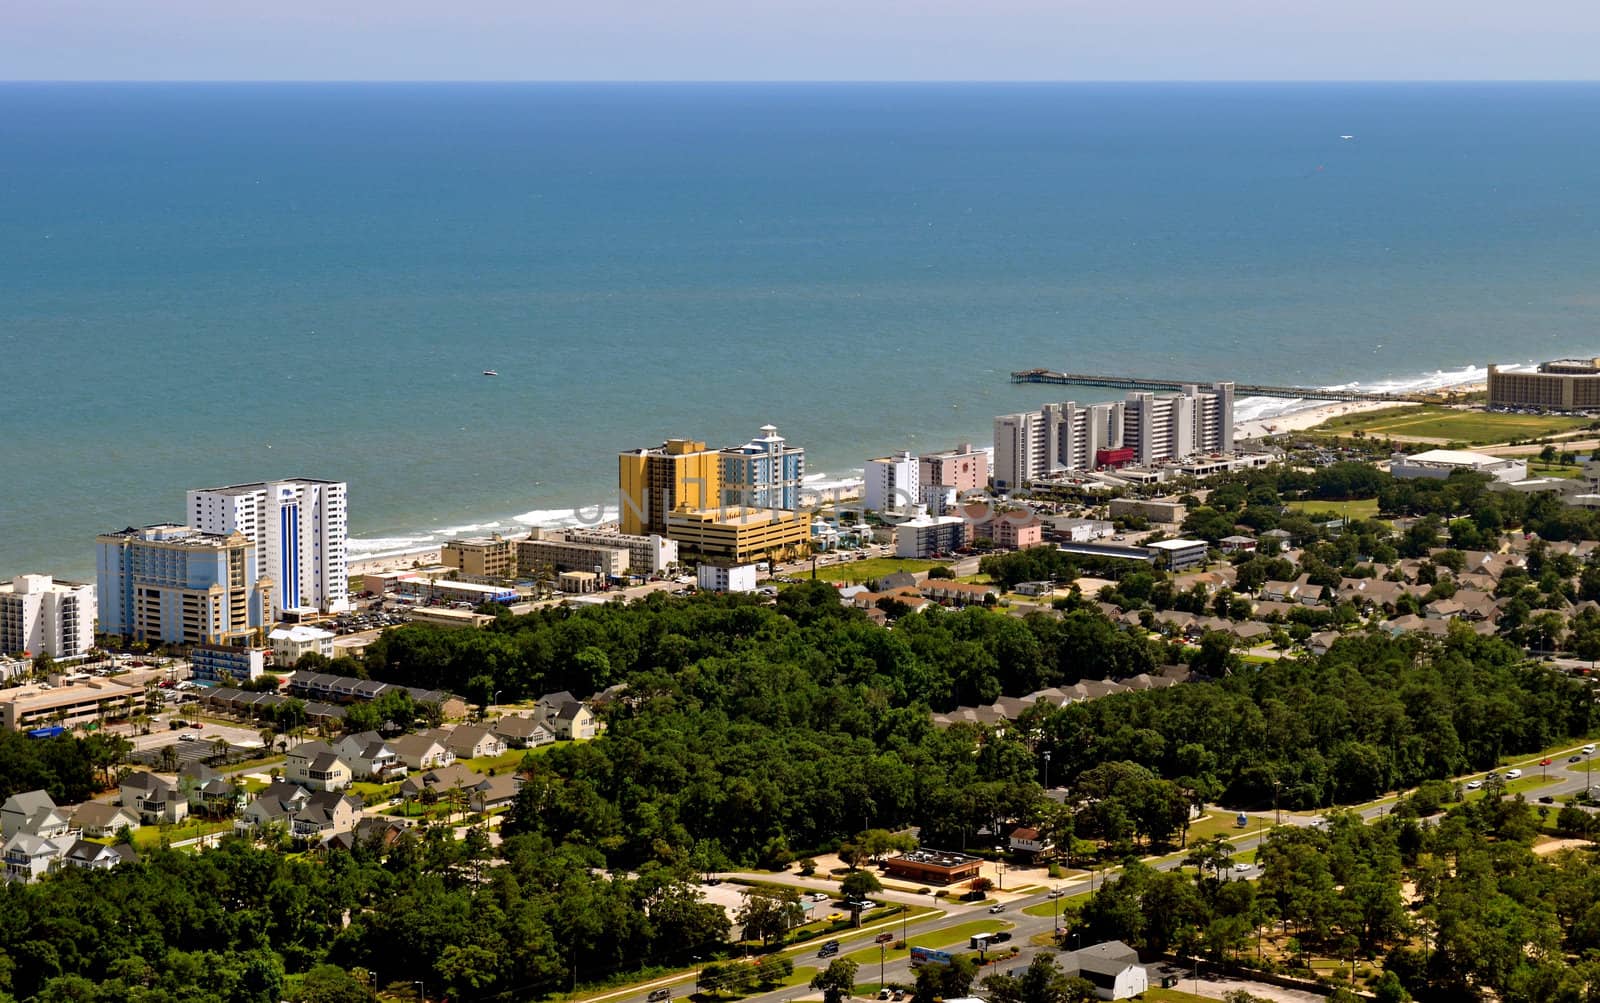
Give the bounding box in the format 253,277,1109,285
512,504,620,529
1233,362,1506,427
804,469,866,492
346,535,442,556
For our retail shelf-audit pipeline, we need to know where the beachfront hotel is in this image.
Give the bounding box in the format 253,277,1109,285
186,479,350,616
993,382,1235,489
1488,359,1600,411
864,451,920,513
720,424,806,512
918,443,988,500
0,575,96,661
95,525,271,648
618,439,724,536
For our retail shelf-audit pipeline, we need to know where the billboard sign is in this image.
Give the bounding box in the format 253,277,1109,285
910,947,951,968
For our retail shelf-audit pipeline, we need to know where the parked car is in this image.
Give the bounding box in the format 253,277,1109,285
178,733,199,742
1466,780,1483,790
991,931,1012,943
1539,795,1556,804
1572,755,1584,763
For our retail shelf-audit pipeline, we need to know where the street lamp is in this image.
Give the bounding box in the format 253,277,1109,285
1272,777,1282,826
1050,886,1065,933
880,943,887,992
414,980,425,1002
1043,750,1052,790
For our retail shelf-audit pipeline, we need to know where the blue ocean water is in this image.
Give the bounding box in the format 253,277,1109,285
4,82,1600,578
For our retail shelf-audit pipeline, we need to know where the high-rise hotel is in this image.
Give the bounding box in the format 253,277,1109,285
95,525,270,647
186,479,349,616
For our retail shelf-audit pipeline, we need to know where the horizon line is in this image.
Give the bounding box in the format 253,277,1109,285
4,78,1600,85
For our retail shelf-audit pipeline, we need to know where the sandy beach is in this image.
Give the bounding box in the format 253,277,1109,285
1234,381,1486,440
347,548,442,578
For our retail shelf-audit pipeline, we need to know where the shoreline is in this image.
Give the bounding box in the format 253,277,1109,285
1234,381,1486,440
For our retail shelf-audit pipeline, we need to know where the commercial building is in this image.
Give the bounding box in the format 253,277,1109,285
558,571,600,595
992,383,1234,488
697,564,759,593
559,528,679,575
517,536,631,579
895,510,968,558
665,507,811,564
187,479,349,616
864,451,921,513
0,575,95,661
1488,359,1600,411
618,438,724,536
96,525,270,647
0,678,146,731
190,644,268,684
919,443,988,497
382,576,518,605
721,424,806,512
1108,497,1188,525
440,534,518,579
1144,538,1210,571
1390,449,1527,484
883,849,984,885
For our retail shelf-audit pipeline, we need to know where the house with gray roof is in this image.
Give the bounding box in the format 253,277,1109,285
61,839,136,872
3,831,66,883
1,791,69,840
492,714,555,749
71,802,140,838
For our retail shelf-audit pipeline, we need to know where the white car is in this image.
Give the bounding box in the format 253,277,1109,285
1505,768,1523,780
177,733,199,742
1233,862,1252,872
1585,744,1597,755
1466,779,1483,790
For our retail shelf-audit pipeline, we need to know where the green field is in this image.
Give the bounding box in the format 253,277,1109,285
1526,462,1584,480
810,558,942,583
1309,405,1591,445
1284,498,1381,520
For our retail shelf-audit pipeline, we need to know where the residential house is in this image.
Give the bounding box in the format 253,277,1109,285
71,802,139,839
289,791,359,844
1258,580,1302,603
469,773,522,814
492,715,555,749
1219,534,1256,554
118,772,189,825
400,763,487,800
2,832,66,883
284,741,352,792
234,782,311,837
1,791,70,841
325,816,411,853
1008,826,1053,857
390,733,456,771
61,839,136,872
446,725,507,761
333,732,407,782
550,701,599,741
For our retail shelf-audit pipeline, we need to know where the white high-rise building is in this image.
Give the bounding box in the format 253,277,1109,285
186,479,350,616
993,382,1234,486
0,575,96,660
864,451,921,513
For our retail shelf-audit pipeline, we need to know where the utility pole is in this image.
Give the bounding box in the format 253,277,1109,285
880,943,887,993
1273,777,1282,826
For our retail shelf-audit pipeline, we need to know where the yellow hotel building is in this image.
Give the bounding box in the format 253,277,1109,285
618,439,723,536
665,507,810,564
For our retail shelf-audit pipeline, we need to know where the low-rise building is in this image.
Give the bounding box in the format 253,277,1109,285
0,678,146,732
1046,517,1114,543
895,510,967,559
2,791,69,840
558,571,601,595
492,714,555,749
883,848,983,885
269,624,336,665
1390,449,1528,483
447,725,507,761
697,564,759,593
119,772,188,825
543,700,599,741
61,839,136,872
665,507,811,564
441,534,519,579
1144,538,1209,571
190,643,268,684
561,528,679,575
71,802,139,838
391,733,456,771
518,534,630,580
1108,497,1187,525
920,581,999,606
3,832,66,883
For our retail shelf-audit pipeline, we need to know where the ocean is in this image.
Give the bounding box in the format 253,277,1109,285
4,82,1600,578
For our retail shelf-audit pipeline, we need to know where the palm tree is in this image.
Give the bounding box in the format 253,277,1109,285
158,744,179,773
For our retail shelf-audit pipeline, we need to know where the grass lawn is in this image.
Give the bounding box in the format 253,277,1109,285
1136,989,1216,1003
1527,462,1585,479
1184,809,1253,843
1462,774,1558,802
131,818,233,850
1284,498,1381,520
462,749,533,774
1309,405,1592,444
1022,891,1087,919
811,558,942,583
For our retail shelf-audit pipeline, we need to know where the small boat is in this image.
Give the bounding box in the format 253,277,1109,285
482,369,499,377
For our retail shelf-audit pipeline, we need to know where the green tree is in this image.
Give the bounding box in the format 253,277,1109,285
810,958,860,1003
840,870,883,901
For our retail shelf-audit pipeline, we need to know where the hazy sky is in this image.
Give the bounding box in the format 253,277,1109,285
6,0,1600,82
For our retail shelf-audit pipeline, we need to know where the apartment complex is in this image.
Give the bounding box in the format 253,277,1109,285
618,439,723,535
721,424,806,511
186,479,349,615
517,536,631,579
664,507,810,564
895,511,969,559
864,451,920,513
95,525,270,647
919,443,988,498
993,383,1235,489
1488,360,1600,411
440,535,518,579
0,575,95,660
